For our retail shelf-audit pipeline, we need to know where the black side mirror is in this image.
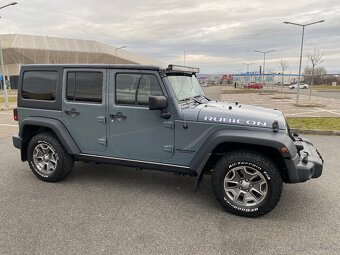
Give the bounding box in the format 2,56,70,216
149,96,167,110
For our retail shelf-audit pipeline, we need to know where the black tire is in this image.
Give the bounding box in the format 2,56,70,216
27,132,74,182
211,150,283,217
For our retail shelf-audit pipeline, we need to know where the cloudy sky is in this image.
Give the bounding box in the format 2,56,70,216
0,0,339,73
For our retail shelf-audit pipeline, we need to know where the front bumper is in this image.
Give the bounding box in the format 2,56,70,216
284,135,323,183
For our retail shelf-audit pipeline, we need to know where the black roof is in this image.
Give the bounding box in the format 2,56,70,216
22,64,162,71
21,64,199,74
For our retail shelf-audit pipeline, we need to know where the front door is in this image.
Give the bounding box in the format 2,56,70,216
107,69,174,162
62,69,107,153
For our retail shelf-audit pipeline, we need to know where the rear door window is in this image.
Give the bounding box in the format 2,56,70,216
66,71,103,103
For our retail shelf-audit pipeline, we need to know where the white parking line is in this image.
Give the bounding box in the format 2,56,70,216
285,108,340,117
0,124,18,127
315,108,340,116
285,109,325,116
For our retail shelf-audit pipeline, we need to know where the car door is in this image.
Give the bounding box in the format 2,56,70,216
62,68,107,153
107,69,175,162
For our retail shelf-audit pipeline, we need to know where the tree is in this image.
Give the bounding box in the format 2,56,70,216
279,60,288,98
306,48,325,101
304,66,327,85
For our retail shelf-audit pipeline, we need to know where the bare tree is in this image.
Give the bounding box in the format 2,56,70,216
279,60,288,98
304,66,327,84
306,48,325,101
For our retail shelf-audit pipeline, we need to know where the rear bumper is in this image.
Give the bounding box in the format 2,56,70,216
284,136,323,183
12,135,22,149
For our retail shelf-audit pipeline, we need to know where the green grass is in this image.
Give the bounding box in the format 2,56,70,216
0,96,17,103
222,89,281,94
287,117,340,130
315,85,340,90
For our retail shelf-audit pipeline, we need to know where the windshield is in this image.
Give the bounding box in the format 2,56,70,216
167,74,205,101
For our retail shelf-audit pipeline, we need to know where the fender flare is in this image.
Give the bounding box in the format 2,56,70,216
190,129,296,191
20,117,80,155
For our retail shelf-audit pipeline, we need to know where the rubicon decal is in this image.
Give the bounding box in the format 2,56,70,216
204,116,267,127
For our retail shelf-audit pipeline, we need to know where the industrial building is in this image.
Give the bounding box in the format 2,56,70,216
232,72,304,85
0,34,163,88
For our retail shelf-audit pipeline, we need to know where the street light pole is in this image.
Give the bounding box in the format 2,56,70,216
242,62,254,83
254,50,275,92
0,2,17,107
283,20,324,104
115,46,127,64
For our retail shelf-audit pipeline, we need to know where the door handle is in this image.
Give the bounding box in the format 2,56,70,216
65,108,80,116
110,113,127,121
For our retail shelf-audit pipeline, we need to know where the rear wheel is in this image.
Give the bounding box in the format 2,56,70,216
27,132,74,182
211,150,283,217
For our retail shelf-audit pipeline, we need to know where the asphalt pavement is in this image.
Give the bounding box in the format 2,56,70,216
0,125,340,254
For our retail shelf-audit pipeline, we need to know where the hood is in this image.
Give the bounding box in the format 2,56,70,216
195,101,287,130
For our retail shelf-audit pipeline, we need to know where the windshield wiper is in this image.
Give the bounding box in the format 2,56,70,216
179,97,202,104
193,95,210,102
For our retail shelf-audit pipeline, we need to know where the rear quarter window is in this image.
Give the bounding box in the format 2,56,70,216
22,71,57,101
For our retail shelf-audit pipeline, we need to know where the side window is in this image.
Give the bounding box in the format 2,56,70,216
22,71,57,101
116,73,163,106
136,75,164,105
66,72,103,103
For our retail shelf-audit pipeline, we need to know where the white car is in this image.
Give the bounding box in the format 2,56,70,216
289,83,309,89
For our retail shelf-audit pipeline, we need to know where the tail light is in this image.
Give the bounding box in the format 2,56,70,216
13,108,18,121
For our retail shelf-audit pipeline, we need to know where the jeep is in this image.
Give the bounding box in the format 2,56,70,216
12,64,323,217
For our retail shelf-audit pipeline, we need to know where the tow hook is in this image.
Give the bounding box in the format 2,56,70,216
302,152,309,164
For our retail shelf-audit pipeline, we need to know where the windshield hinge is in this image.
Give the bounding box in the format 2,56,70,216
164,120,174,129
163,145,174,153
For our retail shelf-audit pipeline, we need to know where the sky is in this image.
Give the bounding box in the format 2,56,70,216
0,0,339,74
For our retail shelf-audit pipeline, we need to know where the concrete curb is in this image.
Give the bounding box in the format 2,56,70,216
291,128,340,136
0,106,16,111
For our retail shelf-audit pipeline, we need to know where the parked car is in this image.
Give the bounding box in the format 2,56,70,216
12,64,323,218
289,83,309,89
244,82,263,89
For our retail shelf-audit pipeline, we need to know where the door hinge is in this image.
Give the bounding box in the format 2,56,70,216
163,145,174,153
97,116,106,124
164,120,174,129
97,137,107,146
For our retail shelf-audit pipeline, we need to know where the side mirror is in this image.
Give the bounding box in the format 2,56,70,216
149,96,167,110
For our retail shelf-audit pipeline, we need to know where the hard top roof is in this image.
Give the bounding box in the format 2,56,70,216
22,64,161,71
21,64,200,74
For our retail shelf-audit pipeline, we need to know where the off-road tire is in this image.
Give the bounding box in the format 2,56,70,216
211,150,283,217
27,132,74,182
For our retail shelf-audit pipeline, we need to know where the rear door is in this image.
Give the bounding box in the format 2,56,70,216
62,68,107,153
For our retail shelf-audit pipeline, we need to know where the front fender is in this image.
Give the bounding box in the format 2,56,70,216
191,129,297,191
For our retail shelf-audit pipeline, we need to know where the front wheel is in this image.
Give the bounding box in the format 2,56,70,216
27,132,74,182
211,150,283,217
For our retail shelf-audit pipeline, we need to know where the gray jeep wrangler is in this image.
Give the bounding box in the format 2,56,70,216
12,64,323,217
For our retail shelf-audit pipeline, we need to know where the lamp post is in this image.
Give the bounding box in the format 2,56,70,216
242,62,254,83
115,46,127,64
254,50,275,92
283,20,324,104
0,2,17,107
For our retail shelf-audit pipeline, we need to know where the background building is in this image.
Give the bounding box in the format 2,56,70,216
232,72,304,85
0,34,164,88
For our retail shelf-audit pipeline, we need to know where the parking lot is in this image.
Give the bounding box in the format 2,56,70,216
0,108,340,255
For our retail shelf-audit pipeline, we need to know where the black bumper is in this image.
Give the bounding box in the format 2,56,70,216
285,136,323,183
12,135,22,149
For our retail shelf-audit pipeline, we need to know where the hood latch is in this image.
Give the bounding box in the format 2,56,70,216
272,120,279,133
